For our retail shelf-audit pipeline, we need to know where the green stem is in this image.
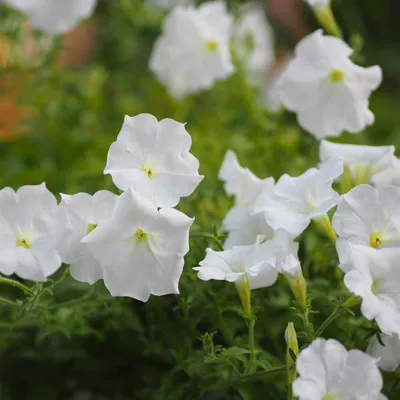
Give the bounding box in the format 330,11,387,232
247,317,256,372
303,308,314,342
313,214,337,242
51,266,71,288
315,295,360,337
315,304,340,338
48,293,93,310
231,366,286,385
236,277,257,372
0,276,35,296
315,5,342,38
0,297,19,307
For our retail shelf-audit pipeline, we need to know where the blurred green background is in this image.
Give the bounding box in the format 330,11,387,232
0,0,399,399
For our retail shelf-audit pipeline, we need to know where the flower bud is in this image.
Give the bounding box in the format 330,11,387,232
287,272,307,312
285,322,299,384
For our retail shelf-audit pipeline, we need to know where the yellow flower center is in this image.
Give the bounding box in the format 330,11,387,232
16,237,30,249
323,395,339,400
135,228,149,242
87,223,98,235
141,166,153,178
370,231,383,249
328,69,345,83
205,39,218,53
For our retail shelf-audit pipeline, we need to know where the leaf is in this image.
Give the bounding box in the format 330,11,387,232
225,347,251,357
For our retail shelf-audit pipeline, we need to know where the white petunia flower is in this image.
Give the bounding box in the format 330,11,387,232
253,159,343,236
344,246,400,336
149,1,234,98
320,140,395,185
219,149,274,231
82,189,194,302
293,338,385,400
333,184,400,254
0,183,63,281
105,113,203,208
194,236,278,289
58,191,117,285
3,0,97,35
224,210,274,248
367,333,400,372
277,30,382,139
233,3,274,85
261,55,292,113
372,156,400,187
305,0,329,7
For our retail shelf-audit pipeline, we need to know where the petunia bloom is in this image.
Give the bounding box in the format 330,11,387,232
105,113,203,208
277,30,382,139
305,0,329,6
3,0,97,35
233,3,274,85
372,156,400,187
333,184,400,253
149,1,234,98
367,333,400,372
0,183,64,281
82,189,194,302
253,159,343,236
320,140,395,185
58,191,118,285
344,246,400,336
219,149,274,231
194,236,279,290
293,338,385,400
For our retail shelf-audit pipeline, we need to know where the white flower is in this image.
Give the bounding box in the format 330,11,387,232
293,338,385,400
219,149,274,231
233,3,274,85
277,30,382,139
305,0,329,7
333,184,400,253
372,156,400,187
344,246,400,336
58,191,117,285
320,140,395,184
253,159,343,236
224,210,274,248
0,183,63,281
104,113,203,208
261,55,292,113
149,1,234,98
194,236,278,289
367,333,400,372
4,0,97,34
82,189,194,302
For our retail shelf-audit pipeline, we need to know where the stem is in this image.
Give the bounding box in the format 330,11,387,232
315,5,342,38
0,297,19,307
50,266,71,288
0,276,35,296
48,293,93,310
303,308,314,342
236,277,256,372
232,366,286,385
315,304,340,338
315,295,360,337
247,317,256,372
313,214,337,242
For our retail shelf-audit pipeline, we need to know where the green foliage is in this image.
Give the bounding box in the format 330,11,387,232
1,1,400,399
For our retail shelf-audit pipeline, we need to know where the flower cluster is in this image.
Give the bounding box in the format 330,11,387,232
0,114,202,302
149,1,274,98
2,0,97,34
